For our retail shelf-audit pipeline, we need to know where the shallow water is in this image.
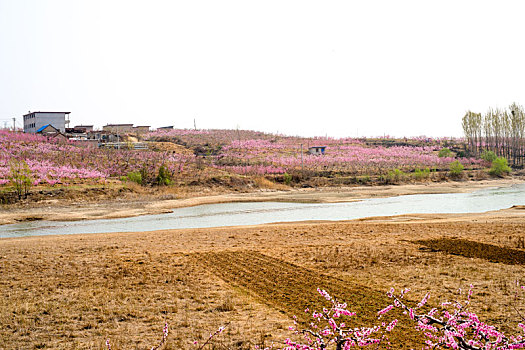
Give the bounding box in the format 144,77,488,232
1,183,524,238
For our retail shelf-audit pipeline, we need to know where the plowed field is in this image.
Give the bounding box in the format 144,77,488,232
417,238,525,265
198,251,421,348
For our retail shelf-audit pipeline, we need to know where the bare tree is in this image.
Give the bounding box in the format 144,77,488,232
462,103,524,167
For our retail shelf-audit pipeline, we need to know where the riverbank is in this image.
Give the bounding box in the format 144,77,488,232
0,177,522,225
1,207,524,349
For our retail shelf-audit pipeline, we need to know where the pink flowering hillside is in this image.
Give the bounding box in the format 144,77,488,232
0,128,484,188
147,129,482,176
0,130,195,186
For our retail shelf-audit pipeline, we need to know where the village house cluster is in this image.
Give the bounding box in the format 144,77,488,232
20,111,327,154
21,111,174,149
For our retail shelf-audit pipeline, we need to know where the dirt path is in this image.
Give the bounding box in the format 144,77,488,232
0,178,522,225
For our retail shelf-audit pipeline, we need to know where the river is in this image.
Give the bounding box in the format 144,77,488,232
1,183,524,238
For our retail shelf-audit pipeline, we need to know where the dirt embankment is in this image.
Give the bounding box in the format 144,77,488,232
0,178,522,225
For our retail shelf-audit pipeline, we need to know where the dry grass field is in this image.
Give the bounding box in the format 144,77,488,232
1,206,525,349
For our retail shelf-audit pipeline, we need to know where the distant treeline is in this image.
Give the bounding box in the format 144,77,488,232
462,102,525,167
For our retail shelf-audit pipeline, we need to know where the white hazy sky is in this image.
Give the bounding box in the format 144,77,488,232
1,1,525,138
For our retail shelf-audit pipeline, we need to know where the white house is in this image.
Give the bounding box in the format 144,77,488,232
23,111,70,133
308,146,327,155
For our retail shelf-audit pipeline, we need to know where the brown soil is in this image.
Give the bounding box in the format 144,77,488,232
145,141,195,154
1,207,525,349
198,251,420,348
417,238,525,265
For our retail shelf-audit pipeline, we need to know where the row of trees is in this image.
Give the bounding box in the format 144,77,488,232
462,103,525,167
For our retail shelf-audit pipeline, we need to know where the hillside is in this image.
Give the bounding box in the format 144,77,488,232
0,128,505,206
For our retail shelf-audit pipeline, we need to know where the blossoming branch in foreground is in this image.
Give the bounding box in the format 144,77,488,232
198,285,525,350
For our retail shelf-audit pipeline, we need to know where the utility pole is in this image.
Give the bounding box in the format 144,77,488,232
12,117,16,131
194,118,197,130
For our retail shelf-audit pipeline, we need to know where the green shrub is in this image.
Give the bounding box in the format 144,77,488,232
413,168,430,181
438,148,453,158
489,157,511,177
283,172,292,186
9,159,33,199
156,164,172,186
386,168,405,183
449,160,464,177
126,171,143,185
360,175,371,184
481,150,497,163
139,167,152,184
